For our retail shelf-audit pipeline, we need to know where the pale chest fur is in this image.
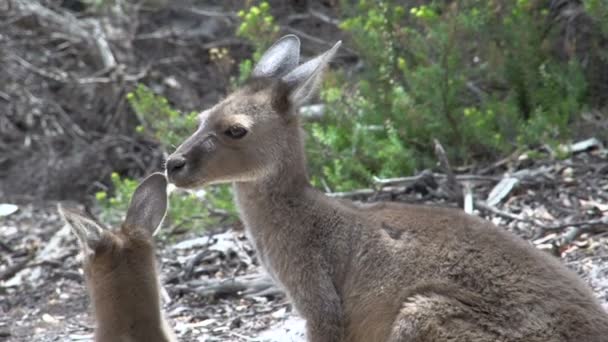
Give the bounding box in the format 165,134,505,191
243,224,282,285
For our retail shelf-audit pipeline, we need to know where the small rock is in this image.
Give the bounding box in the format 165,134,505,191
41,313,59,324
0,204,18,217
229,317,242,329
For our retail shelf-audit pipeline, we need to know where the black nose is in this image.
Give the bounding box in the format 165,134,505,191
166,155,186,174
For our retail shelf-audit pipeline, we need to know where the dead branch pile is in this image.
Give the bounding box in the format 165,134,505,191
0,1,246,201
0,0,350,202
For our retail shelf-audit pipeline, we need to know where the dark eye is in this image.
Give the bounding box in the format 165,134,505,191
224,125,247,139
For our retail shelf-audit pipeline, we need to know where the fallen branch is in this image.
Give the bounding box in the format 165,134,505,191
186,273,284,298
12,0,90,40
373,174,499,187
0,240,14,254
11,54,68,82
178,5,238,20
474,200,535,224
10,53,145,85
542,216,608,231
184,249,221,279
283,26,359,57
89,20,117,69
309,8,341,26
328,186,407,199
474,200,608,232
0,253,35,282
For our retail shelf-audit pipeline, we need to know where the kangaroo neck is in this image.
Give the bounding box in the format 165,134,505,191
233,151,314,235
92,271,168,341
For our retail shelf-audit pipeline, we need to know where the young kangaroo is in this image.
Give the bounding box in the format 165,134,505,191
166,35,608,342
59,173,176,342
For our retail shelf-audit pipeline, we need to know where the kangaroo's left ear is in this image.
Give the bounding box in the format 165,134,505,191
280,40,341,108
252,34,301,79
58,204,105,254
123,172,168,236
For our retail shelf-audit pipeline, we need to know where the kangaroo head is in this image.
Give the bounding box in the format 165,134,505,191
59,172,168,278
166,35,341,188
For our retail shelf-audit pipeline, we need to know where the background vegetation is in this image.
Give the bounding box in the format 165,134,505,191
99,0,608,231
3,1,607,233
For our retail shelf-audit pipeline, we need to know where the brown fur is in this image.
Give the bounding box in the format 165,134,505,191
60,173,175,342
83,227,173,342
167,37,608,342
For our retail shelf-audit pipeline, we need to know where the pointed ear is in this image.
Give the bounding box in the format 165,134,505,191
281,40,341,107
58,204,105,252
252,35,301,78
123,172,168,236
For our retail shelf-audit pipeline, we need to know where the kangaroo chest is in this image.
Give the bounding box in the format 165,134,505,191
243,226,281,283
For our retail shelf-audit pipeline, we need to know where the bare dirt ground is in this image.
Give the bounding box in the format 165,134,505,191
1,144,608,342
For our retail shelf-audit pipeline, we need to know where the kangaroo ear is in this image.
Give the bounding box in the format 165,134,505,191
123,172,168,236
252,35,301,79
58,204,105,253
281,40,341,107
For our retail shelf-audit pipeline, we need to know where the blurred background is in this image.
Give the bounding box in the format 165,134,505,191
2,0,607,213
1,1,608,340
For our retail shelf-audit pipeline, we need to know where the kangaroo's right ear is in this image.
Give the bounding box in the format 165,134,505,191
58,204,105,253
280,40,341,108
252,35,301,79
123,172,168,236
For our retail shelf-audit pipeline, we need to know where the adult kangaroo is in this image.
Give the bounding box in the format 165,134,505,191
166,35,608,342
59,173,176,342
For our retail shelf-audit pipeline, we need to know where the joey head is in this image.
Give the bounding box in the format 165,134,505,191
59,173,175,342
166,35,608,342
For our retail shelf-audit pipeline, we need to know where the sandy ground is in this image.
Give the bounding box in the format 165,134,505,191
2,149,608,341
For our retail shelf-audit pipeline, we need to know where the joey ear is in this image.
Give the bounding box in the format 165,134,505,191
280,40,341,107
123,172,168,236
252,35,301,79
58,204,105,252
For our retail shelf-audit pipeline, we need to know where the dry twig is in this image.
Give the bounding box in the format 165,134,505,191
433,139,463,203
12,0,117,69
186,273,283,298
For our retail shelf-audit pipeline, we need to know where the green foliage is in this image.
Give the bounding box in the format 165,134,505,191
303,0,591,190
234,2,279,84
96,86,238,235
585,0,608,35
95,172,138,226
237,2,279,54
127,84,199,149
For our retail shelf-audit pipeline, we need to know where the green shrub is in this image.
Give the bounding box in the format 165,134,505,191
305,0,590,190
234,1,279,85
95,172,138,226
233,1,594,191
585,0,608,35
128,84,199,149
